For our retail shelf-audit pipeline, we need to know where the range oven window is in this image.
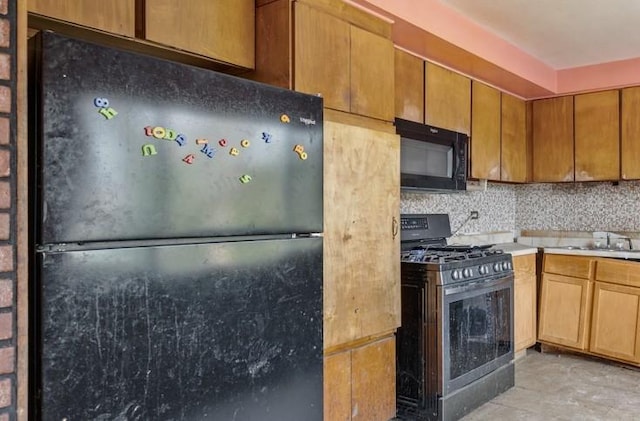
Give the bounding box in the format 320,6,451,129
400,137,453,178
448,287,512,379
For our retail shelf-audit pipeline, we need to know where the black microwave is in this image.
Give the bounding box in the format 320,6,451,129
395,118,468,192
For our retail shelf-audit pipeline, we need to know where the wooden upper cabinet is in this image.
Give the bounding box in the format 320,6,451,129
294,2,351,113
144,0,254,69
394,49,424,123
532,96,574,182
350,26,394,121
28,0,135,37
470,81,501,180
254,0,394,121
501,93,528,182
574,90,620,181
621,87,640,180
425,62,471,134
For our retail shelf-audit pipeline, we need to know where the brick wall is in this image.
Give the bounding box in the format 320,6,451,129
0,0,15,419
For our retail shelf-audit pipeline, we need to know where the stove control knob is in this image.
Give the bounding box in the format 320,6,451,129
493,262,502,272
463,268,472,278
479,265,488,275
452,269,462,280
506,261,513,270
502,261,510,271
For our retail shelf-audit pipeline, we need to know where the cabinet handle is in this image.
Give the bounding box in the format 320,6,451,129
392,216,398,239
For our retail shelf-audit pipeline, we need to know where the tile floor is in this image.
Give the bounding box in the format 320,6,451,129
460,349,640,421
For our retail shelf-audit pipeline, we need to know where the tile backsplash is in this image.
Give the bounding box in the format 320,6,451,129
400,180,640,236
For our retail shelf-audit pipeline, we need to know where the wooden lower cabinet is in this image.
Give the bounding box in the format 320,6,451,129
513,254,537,351
324,336,396,421
590,282,640,363
538,272,592,350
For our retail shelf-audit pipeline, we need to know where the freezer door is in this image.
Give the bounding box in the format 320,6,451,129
35,238,322,421
33,33,322,244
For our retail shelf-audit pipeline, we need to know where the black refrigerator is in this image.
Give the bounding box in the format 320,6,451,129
29,32,323,420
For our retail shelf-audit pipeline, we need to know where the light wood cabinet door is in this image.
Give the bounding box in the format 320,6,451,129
324,350,352,421
470,81,501,180
621,86,640,180
295,2,351,114
394,49,424,123
574,90,620,181
514,254,537,352
590,282,640,363
323,121,400,349
543,254,595,279
532,96,574,182
501,93,528,182
28,0,135,37
538,273,592,350
425,62,471,134
145,0,254,68
351,336,396,421
350,26,394,121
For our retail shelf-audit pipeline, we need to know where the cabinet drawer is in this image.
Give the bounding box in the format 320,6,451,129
513,254,536,275
596,259,640,288
543,254,594,279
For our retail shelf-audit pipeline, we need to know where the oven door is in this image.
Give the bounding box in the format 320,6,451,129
439,274,514,396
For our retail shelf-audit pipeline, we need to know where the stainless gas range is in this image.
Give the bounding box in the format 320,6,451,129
396,214,515,421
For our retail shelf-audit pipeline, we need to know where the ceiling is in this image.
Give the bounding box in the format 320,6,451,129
439,0,640,69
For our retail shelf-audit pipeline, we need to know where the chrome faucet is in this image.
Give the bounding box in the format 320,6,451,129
606,232,611,248
626,237,634,250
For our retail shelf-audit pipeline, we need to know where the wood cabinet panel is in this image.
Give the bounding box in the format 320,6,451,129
514,254,537,351
323,121,400,349
621,86,640,180
538,273,592,350
295,2,350,113
351,336,396,421
574,90,620,181
324,351,352,421
253,0,291,88
350,26,394,121
590,282,640,363
501,93,528,182
532,96,574,182
145,0,254,68
28,0,135,37
470,81,501,180
394,49,424,123
425,62,471,134
543,254,594,279
596,258,640,288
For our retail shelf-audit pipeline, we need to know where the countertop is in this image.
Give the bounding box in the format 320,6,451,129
492,242,538,257
542,246,640,260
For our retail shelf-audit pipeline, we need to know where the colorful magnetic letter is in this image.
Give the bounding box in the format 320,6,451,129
299,152,308,160
98,107,118,119
152,126,166,139
94,97,109,108
239,174,252,184
229,147,240,156
293,144,304,154
183,154,195,164
175,134,187,146
240,139,250,148
144,126,154,136
262,132,272,143
196,139,209,145
218,139,228,147
200,144,216,158
280,114,290,123
141,144,158,156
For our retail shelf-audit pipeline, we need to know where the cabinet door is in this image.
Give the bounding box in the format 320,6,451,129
324,351,352,421
351,336,396,421
470,81,501,180
425,62,471,134
295,3,351,113
501,93,528,182
514,254,537,352
394,49,424,123
621,87,640,180
574,90,620,181
28,0,135,37
538,273,592,350
532,96,574,182
323,121,400,349
351,26,394,121
144,0,254,68
590,282,640,363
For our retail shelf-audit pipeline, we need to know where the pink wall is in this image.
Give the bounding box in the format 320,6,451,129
347,0,640,98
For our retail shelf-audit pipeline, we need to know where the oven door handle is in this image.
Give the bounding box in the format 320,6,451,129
444,274,513,296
